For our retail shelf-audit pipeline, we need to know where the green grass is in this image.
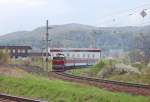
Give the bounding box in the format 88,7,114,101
0,74,149,102
67,60,111,77
89,60,108,74
67,68,92,76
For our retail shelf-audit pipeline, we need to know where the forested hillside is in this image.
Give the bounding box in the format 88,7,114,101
0,23,150,53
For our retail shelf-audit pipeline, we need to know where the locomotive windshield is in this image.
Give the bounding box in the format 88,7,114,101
53,57,65,60
53,53,65,60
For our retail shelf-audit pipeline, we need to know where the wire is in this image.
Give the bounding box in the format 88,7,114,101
103,2,150,19
99,2,150,25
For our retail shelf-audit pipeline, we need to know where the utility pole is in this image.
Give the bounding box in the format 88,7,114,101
46,20,49,72
42,47,44,69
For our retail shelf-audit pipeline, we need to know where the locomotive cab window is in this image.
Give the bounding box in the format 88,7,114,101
53,57,65,60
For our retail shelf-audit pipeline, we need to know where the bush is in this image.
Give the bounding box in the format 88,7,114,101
87,59,117,77
94,60,106,69
23,60,31,66
97,65,113,78
113,64,141,74
132,62,146,71
89,60,107,75
147,63,150,68
0,50,10,64
98,63,141,78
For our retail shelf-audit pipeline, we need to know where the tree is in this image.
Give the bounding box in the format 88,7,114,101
128,50,143,63
134,33,150,64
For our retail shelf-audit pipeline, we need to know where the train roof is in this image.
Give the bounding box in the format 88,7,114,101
49,48,101,52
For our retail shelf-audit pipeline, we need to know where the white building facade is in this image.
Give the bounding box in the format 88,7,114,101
49,48,101,59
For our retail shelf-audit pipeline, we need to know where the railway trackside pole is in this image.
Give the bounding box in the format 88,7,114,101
46,20,49,72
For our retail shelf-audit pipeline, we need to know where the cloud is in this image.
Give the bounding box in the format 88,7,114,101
0,0,47,7
0,0,71,14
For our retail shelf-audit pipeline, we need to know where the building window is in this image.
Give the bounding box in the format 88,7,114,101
22,49,25,53
72,54,75,58
77,54,80,58
83,54,85,58
13,49,15,53
88,54,90,58
18,49,20,53
67,53,70,57
28,50,31,53
92,54,95,58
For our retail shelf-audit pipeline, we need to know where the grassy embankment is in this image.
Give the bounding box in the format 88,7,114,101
0,67,149,102
0,75,149,102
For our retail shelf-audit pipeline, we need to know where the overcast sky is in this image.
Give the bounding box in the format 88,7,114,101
0,0,150,35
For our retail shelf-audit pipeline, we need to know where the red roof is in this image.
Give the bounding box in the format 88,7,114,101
49,48,101,52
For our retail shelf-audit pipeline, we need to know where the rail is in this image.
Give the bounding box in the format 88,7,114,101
0,93,45,102
56,72,150,89
49,71,150,96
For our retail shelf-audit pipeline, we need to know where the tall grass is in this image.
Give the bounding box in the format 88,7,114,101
0,50,10,64
10,58,52,71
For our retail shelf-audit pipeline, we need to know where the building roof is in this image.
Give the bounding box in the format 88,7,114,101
28,52,50,56
0,46,32,49
49,48,101,52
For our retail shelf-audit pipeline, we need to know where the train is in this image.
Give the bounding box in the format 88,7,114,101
49,48,101,71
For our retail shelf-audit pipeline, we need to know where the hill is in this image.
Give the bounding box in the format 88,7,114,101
0,23,150,53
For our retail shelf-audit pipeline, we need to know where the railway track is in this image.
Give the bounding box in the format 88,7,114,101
0,93,45,102
49,72,150,96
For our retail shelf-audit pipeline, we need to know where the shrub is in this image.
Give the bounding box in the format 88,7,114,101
89,60,107,75
147,63,150,68
113,63,141,74
88,59,117,77
97,65,113,78
98,63,141,78
132,62,146,71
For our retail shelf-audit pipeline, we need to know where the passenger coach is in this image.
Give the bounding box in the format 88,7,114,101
49,48,101,71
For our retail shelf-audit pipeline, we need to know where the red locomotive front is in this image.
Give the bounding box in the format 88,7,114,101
52,54,66,71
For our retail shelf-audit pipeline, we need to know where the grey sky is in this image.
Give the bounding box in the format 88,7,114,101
0,0,150,35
